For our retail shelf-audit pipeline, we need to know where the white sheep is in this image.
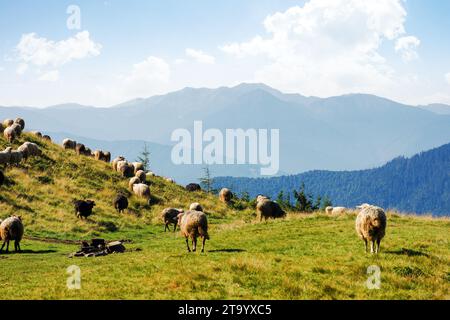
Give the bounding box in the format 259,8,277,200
17,142,41,159
0,216,24,253
132,183,151,204
355,204,387,254
189,202,203,212
177,210,209,252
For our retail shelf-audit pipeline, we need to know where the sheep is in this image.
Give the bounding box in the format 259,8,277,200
325,206,347,215
177,210,209,253
189,202,203,212
112,156,125,171
31,131,42,138
3,126,17,143
161,208,184,232
94,150,111,162
0,123,4,134
84,147,93,157
0,216,24,253
256,197,286,221
132,162,144,174
73,200,96,219
17,142,41,159
0,170,4,186
132,183,151,204
129,176,141,190
42,135,52,142
3,119,14,128
355,204,387,254
113,194,128,213
185,183,201,192
117,161,134,178
62,138,77,150
14,118,25,131
75,143,87,155
256,195,270,203
165,177,175,183
219,188,233,203
4,147,23,165
10,123,22,136
0,148,12,166
135,170,146,183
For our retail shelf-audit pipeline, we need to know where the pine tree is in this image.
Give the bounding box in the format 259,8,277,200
199,166,214,193
137,143,151,171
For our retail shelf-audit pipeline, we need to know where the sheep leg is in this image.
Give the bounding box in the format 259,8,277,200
370,241,375,254
164,223,168,232
173,224,177,232
5,240,10,253
376,239,381,254
201,236,206,253
185,238,191,252
364,239,368,253
0,241,6,253
192,237,197,252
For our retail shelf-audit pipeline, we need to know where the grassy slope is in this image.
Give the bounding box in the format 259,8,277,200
0,133,449,300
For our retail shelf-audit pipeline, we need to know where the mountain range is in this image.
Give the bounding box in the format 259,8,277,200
212,143,450,216
1,83,449,185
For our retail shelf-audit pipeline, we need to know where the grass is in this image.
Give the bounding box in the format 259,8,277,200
1,133,449,299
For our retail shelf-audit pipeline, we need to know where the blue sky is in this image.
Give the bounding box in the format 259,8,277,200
1,0,449,107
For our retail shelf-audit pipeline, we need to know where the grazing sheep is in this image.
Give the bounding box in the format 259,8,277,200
189,202,203,212
31,131,42,138
0,170,4,186
113,194,128,213
0,216,24,253
132,162,144,174
73,200,96,219
185,183,202,192
135,170,146,183
117,161,134,178
326,206,347,215
17,142,41,159
147,171,156,177
219,188,233,203
3,119,13,128
14,118,25,131
256,197,286,221
112,156,125,171
42,135,52,142
62,138,77,150
165,177,175,183
3,126,17,143
0,148,12,166
355,204,387,254
94,150,111,162
161,208,184,232
132,183,151,204
129,176,141,190
10,123,22,136
177,210,209,252
75,143,86,155
4,147,23,165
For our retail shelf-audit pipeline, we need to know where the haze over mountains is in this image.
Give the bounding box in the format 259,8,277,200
1,83,449,184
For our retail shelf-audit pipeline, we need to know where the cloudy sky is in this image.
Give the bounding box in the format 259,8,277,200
1,0,450,107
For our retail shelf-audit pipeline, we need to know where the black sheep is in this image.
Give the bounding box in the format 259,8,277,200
73,200,96,219
113,194,128,213
185,183,202,192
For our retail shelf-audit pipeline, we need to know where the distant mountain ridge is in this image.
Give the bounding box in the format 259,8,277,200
212,143,450,216
1,83,449,180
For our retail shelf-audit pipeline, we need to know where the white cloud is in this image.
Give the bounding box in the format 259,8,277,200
220,0,419,98
185,48,215,64
38,70,59,82
395,36,420,62
445,73,450,85
121,56,171,98
16,63,28,75
16,31,101,68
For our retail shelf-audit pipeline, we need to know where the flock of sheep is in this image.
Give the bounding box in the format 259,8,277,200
0,117,387,255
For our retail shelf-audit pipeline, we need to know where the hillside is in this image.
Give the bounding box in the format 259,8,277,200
212,143,450,216
0,131,449,299
2,83,450,179
0,132,244,240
